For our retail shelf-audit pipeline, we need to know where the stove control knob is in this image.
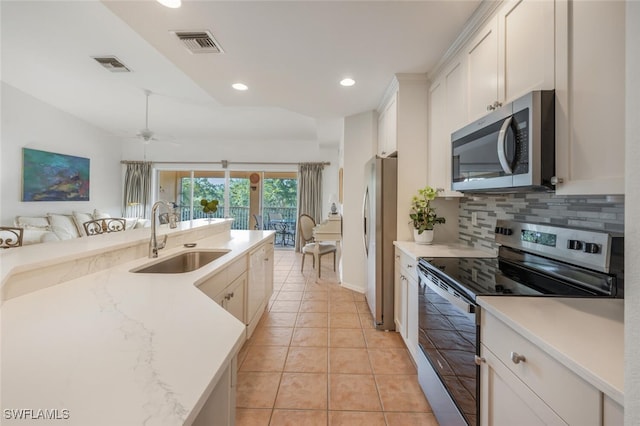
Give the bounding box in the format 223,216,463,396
494,226,503,234
502,228,513,236
567,239,583,250
584,243,600,254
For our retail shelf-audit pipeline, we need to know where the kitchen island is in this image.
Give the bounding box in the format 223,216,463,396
1,219,275,425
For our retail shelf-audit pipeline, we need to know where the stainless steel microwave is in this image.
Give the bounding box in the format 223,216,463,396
451,90,555,193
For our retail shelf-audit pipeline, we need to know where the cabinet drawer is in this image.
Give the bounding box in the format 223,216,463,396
482,311,600,425
198,270,228,300
227,255,247,283
395,248,417,278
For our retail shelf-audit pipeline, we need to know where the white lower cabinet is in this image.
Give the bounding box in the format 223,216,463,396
405,272,418,362
196,238,274,340
480,344,566,426
247,239,275,338
213,272,246,323
394,247,418,362
192,357,236,426
480,309,622,426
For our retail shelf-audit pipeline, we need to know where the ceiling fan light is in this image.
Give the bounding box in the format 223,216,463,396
157,0,181,8
232,83,249,91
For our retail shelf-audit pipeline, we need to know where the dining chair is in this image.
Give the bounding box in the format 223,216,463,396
83,218,127,236
298,214,336,277
268,213,288,245
253,214,263,230
0,226,24,248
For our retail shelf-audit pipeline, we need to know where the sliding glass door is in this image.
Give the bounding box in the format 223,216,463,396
157,169,298,233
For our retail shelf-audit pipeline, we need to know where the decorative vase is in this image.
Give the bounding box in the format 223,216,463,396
414,229,434,245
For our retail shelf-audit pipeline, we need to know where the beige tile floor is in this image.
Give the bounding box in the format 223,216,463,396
236,249,439,426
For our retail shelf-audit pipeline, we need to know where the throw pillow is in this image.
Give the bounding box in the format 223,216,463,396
72,211,94,237
47,213,80,240
15,216,50,230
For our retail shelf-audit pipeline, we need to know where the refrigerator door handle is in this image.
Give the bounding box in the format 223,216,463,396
362,187,370,256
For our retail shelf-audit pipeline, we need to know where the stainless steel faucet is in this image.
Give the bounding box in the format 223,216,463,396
149,200,176,258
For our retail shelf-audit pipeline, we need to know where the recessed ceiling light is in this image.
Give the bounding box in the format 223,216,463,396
232,83,249,91
157,0,181,8
340,78,355,87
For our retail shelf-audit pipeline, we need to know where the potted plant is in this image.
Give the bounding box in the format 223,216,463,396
409,186,445,245
200,198,219,221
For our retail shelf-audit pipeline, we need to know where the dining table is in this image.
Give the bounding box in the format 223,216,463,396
269,219,296,246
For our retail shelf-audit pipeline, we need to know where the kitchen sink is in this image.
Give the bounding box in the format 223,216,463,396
131,250,230,274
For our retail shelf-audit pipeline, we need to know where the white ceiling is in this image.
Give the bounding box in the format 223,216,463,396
1,0,481,148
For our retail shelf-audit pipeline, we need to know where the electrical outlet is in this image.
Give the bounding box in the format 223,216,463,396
472,268,478,282
471,212,478,226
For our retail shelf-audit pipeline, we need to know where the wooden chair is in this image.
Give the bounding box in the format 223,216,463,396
298,214,336,277
83,218,126,236
0,226,24,248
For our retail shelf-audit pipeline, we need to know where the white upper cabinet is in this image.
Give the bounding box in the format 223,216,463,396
466,0,555,122
466,16,500,121
377,91,398,157
428,56,466,196
498,0,555,103
554,0,625,195
445,57,468,135
428,79,447,193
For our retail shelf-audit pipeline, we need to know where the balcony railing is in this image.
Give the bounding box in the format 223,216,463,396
175,206,297,233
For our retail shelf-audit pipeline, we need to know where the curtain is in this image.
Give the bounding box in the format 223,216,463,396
296,162,324,251
122,162,152,219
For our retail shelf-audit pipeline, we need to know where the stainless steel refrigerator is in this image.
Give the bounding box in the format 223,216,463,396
363,155,397,331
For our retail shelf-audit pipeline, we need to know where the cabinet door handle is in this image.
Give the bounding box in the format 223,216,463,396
510,352,526,364
474,355,486,365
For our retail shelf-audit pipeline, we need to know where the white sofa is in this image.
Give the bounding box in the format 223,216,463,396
14,209,149,245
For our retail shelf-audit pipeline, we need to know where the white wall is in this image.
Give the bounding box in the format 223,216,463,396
0,83,123,224
625,1,640,423
341,111,376,293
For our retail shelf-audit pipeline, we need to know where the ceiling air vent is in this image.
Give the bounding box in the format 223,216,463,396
171,30,224,54
92,56,131,72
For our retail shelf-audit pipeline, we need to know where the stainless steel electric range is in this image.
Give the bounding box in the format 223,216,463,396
416,220,624,426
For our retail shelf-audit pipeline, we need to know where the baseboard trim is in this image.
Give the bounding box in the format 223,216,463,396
339,280,365,294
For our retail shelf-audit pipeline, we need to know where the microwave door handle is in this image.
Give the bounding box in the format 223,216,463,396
497,116,514,175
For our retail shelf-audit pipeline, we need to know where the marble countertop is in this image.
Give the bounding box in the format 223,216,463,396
1,227,274,425
478,296,624,405
393,240,496,259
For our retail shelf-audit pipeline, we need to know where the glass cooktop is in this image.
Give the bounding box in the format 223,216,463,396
419,254,609,302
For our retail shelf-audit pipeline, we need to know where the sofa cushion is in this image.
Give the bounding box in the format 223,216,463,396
47,213,80,240
15,216,50,230
22,229,60,245
72,211,94,237
134,219,150,229
123,217,139,231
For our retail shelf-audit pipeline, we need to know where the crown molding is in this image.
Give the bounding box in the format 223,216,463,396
428,0,505,80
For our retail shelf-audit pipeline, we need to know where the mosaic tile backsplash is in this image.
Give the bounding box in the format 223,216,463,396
459,193,625,252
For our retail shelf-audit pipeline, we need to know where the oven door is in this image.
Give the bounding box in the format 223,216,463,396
418,267,479,426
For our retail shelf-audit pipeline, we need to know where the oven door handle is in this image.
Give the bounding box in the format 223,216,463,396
422,274,475,315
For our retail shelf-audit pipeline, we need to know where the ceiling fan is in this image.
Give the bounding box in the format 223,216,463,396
134,90,179,146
